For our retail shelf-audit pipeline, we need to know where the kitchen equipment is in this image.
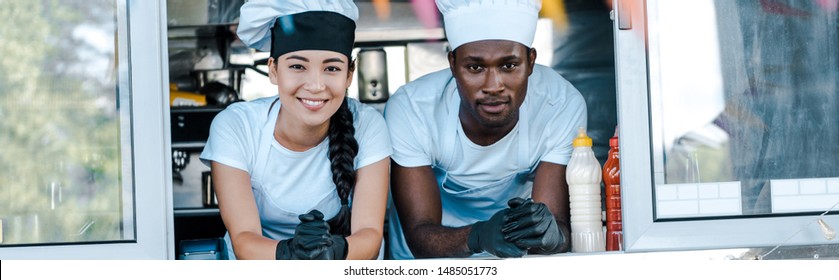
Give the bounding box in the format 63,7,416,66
170,106,224,147
357,48,389,103
167,0,244,27
179,238,228,260
170,83,208,107
172,149,190,185
191,68,244,94
353,1,445,43
199,81,240,106
202,171,218,207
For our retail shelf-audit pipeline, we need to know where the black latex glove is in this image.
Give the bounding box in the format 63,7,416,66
328,235,349,260
466,198,528,258
275,210,333,260
502,199,563,253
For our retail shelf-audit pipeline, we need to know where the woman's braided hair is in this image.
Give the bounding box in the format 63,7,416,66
325,96,358,236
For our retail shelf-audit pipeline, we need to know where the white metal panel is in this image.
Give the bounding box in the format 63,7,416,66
615,0,839,252
0,0,173,259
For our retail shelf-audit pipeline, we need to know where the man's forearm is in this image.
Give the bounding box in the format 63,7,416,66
406,223,474,258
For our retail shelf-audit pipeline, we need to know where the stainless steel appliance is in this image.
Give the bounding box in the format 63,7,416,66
357,48,390,103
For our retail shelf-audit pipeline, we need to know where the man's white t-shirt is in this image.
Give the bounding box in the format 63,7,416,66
384,64,587,259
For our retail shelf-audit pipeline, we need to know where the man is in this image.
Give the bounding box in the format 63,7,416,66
385,0,587,259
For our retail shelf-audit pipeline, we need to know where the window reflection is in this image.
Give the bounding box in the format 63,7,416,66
653,0,839,217
0,0,128,245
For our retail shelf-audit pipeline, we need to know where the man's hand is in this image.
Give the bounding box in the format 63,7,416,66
502,199,563,254
466,198,529,258
275,210,332,260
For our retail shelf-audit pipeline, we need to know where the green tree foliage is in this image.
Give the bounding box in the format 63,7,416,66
0,0,124,244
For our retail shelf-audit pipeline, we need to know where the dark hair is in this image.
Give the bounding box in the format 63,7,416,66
325,96,358,236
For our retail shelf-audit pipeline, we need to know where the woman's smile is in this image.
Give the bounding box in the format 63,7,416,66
299,97,328,110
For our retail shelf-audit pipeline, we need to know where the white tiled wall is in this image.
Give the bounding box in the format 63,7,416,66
771,177,839,213
654,178,839,217
655,182,742,218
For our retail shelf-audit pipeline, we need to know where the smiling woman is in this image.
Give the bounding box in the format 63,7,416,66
198,0,392,260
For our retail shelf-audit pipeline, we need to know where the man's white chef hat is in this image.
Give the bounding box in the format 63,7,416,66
236,0,359,59
436,0,542,50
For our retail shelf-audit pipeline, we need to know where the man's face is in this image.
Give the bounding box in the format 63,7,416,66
449,40,536,130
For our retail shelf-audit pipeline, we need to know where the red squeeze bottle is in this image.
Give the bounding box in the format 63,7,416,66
603,126,623,251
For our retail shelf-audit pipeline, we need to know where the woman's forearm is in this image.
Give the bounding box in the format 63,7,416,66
345,227,384,259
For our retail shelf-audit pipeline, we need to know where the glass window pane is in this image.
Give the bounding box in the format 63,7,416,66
650,0,839,219
0,0,133,245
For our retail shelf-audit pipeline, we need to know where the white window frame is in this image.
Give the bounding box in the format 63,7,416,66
614,0,839,252
0,0,173,259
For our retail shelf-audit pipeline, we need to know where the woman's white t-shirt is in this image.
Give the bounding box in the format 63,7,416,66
200,96,391,258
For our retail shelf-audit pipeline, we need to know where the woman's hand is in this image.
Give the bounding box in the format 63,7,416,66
275,210,333,259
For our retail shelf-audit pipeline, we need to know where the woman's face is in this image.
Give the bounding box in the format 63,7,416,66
268,50,353,128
